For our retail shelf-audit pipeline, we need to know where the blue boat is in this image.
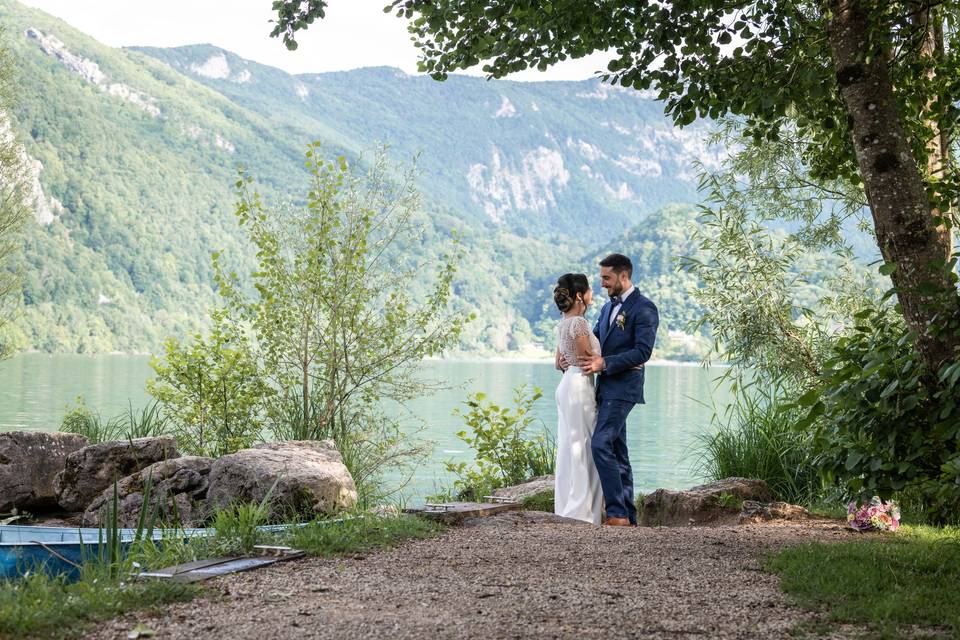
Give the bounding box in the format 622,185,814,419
0,524,210,580
0,522,314,580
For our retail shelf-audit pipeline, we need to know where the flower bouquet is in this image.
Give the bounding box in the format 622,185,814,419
846,496,900,532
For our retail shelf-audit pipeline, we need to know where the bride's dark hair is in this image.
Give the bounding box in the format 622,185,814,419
553,273,590,313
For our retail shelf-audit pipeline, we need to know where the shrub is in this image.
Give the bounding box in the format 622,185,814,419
148,308,273,457
445,385,555,499
803,305,960,524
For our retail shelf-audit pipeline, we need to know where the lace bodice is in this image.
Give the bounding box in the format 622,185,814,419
557,316,600,366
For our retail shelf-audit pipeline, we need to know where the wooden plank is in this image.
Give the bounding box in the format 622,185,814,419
145,556,243,577
137,549,306,583
173,557,281,582
404,501,522,523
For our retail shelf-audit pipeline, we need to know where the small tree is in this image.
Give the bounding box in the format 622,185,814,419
148,309,272,456
215,143,468,499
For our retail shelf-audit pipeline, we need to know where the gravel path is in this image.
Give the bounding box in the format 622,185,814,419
95,512,857,640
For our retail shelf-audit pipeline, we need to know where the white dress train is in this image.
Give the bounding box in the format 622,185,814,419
554,316,604,525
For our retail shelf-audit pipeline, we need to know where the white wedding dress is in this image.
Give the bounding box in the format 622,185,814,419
554,315,603,525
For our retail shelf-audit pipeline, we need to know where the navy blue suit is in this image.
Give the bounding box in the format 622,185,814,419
592,290,659,523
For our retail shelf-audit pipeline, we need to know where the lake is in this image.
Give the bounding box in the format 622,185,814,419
0,354,730,499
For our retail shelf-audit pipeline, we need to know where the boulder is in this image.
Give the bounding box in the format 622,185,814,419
0,431,89,512
738,500,810,524
55,437,179,512
640,477,774,527
491,475,555,503
207,440,357,519
82,456,213,527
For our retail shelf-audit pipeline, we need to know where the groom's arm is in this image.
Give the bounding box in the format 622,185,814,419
601,302,659,376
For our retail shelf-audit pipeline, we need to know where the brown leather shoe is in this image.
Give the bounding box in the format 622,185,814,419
604,517,631,527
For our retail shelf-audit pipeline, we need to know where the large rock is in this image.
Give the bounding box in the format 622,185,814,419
491,475,555,503
640,477,773,527
207,440,357,519
738,500,810,524
82,456,213,527
55,437,179,512
0,431,89,512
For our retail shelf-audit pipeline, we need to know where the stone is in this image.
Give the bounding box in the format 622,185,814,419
371,504,400,518
82,456,213,527
0,431,89,512
54,437,179,512
491,475,555,503
640,477,774,527
738,500,810,524
206,440,357,519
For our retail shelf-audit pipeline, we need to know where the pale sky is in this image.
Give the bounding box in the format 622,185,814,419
20,0,614,81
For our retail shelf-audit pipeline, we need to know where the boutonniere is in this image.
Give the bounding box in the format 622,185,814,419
616,313,626,330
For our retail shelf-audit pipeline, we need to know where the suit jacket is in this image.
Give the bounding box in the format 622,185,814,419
592,290,659,404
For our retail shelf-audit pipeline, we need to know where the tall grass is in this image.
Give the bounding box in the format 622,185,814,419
61,397,169,443
697,386,823,505
121,400,170,438
209,477,279,554
60,397,124,443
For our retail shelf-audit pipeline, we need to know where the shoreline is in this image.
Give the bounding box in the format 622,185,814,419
13,351,714,367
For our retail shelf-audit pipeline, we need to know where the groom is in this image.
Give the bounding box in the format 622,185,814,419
579,254,659,526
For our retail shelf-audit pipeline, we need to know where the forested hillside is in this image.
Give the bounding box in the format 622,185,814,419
0,0,851,359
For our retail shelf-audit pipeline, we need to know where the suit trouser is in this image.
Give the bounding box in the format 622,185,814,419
591,395,637,523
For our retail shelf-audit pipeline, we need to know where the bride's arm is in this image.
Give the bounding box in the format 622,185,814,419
555,347,564,372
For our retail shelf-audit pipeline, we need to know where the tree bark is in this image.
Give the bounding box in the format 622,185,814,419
913,4,953,257
827,0,960,373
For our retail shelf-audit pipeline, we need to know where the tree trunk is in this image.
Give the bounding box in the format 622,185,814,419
914,5,953,256
302,358,309,437
827,0,960,373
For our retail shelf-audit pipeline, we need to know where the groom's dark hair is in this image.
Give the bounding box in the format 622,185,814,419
599,253,633,277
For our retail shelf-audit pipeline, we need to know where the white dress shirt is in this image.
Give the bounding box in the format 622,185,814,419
608,286,635,327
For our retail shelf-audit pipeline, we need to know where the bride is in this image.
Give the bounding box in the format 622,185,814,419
552,273,603,525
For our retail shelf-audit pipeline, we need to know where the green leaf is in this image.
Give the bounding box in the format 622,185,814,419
845,451,863,471
878,261,898,275
796,388,820,407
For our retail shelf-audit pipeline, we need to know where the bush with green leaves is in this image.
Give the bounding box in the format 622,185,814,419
801,304,960,524
148,308,273,457
445,385,554,500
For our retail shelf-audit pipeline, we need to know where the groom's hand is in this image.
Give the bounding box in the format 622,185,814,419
579,354,605,374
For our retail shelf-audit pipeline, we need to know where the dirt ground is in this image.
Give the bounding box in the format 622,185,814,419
93,511,859,640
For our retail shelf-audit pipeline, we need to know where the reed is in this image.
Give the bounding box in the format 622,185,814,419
696,387,823,505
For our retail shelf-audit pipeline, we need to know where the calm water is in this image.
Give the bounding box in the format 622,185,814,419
0,354,729,498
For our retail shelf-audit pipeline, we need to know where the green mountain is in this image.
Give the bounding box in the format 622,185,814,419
1,0,723,357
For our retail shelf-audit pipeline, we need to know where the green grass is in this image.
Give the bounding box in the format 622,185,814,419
0,564,195,639
520,491,555,512
285,515,443,557
766,525,960,639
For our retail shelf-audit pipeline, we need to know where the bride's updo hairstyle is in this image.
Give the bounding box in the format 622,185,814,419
554,273,590,313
